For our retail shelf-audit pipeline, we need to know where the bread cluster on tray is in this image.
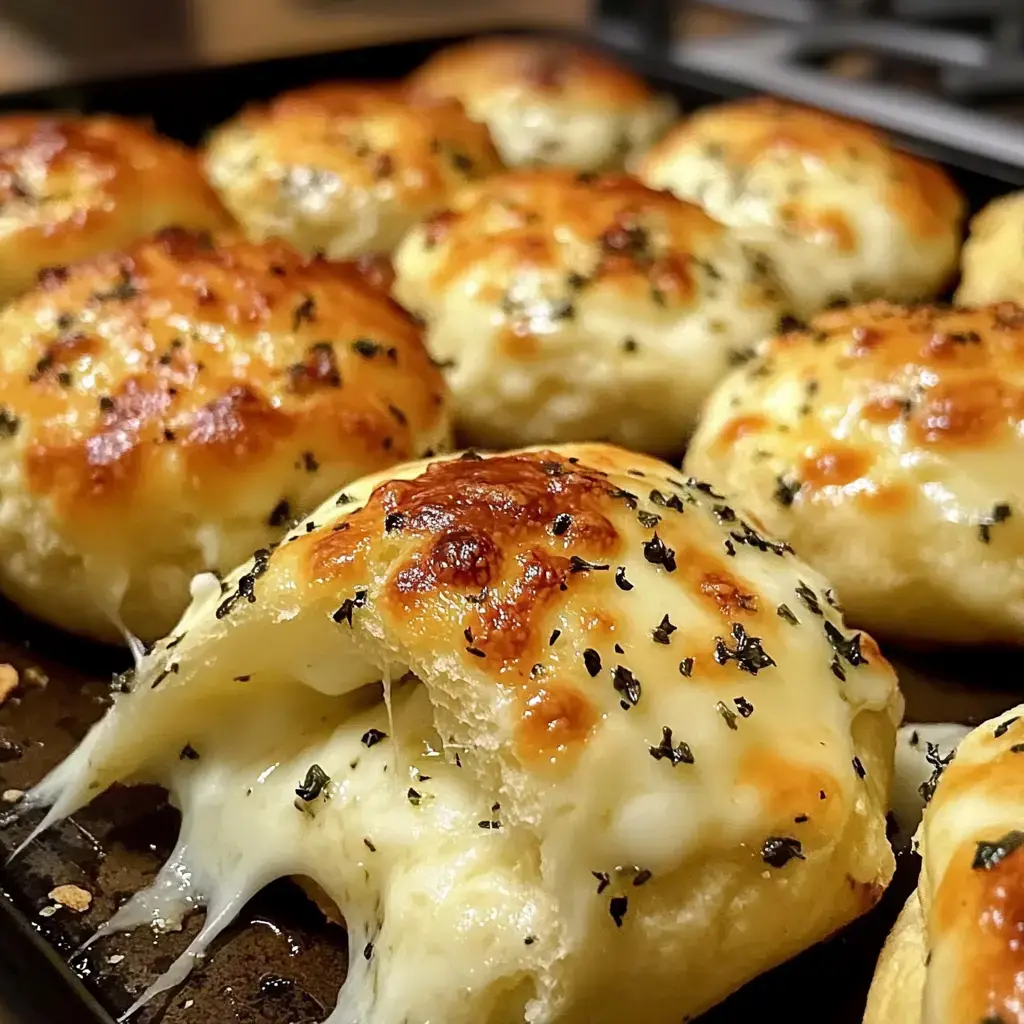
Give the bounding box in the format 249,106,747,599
3,31,1024,1024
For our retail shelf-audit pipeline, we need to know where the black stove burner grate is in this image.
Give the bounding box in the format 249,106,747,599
592,0,1024,182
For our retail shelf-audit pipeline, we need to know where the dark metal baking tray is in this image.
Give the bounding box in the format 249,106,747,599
0,25,1021,1024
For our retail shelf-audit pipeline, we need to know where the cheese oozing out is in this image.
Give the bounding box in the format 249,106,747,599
891,723,970,846
16,444,902,1024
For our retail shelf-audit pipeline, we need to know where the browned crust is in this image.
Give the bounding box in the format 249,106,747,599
0,114,232,295
406,36,658,109
642,98,963,243
414,169,723,304
0,229,448,525
206,82,502,206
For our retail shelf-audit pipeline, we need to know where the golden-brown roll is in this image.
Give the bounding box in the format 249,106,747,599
406,36,676,171
865,705,1024,1024
637,99,964,319
393,170,787,455
202,83,502,259
956,191,1024,306
24,442,902,1024
0,114,232,302
686,301,1024,646
0,228,450,643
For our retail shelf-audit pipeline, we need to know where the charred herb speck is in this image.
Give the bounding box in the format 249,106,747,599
361,728,387,748
216,549,272,619
714,623,775,675
612,665,641,709
649,726,694,766
295,764,330,802
762,836,804,868
651,614,676,645
643,533,677,572
973,831,1024,870
333,589,368,626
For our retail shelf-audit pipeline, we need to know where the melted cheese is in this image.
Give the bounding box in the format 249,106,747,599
21,443,902,1023
891,723,969,846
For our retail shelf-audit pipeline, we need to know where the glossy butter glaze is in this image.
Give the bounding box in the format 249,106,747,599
687,301,1024,645
0,228,450,641
394,170,787,454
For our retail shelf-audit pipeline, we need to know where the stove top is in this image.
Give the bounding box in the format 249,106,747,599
594,0,1024,182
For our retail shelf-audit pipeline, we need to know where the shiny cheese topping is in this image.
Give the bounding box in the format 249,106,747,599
957,190,1024,306
637,98,964,319
0,114,232,302
393,170,788,455
686,301,1024,646
21,443,901,1024
202,83,503,259
866,705,1024,1024
406,36,676,171
0,229,450,643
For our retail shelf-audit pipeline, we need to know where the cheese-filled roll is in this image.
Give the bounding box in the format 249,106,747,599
0,228,450,643
957,190,1024,306
393,170,787,455
865,705,1024,1024
203,83,502,259
687,301,1024,645
22,443,901,1024
407,36,676,171
0,114,232,302
638,99,964,319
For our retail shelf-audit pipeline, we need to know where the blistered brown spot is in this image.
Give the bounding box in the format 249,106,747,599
699,572,759,618
797,445,871,490
26,375,171,500
395,529,500,593
910,379,1024,448
516,681,597,768
856,482,909,514
861,394,909,424
779,202,856,253
933,834,1024,1024
739,748,842,825
715,414,767,449
379,452,619,551
371,453,623,662
184,385,293,460
471,550,573,663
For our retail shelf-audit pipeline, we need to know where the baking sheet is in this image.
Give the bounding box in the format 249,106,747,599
1,593,1019,1023
0,24,1019,1024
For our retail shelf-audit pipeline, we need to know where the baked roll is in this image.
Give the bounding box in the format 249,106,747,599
406,36,676,171
637,99,964,319
0,228,450,644
865,705,1024,1024
0,114,232,302
22,443,902,1024
957,191,1024,306
392,170,787,455
202,83,502,259
686,301,1024,646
